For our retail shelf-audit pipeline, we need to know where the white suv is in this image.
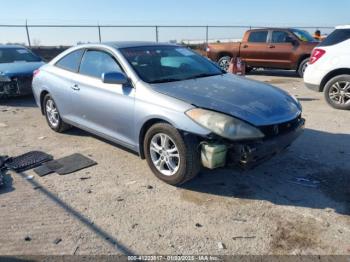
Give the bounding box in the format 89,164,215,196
304,25,350,110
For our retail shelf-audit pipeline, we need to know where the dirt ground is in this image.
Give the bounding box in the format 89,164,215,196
0,70,349,256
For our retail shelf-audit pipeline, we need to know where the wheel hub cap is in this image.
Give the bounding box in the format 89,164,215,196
150,133,180,176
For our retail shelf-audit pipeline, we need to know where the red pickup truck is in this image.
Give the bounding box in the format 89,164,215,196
206,28,319,77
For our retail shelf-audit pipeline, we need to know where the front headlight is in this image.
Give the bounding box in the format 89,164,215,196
0,74,11,82
186,108,264,141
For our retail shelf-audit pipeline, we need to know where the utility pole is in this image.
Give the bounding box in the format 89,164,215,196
98,25,102,43
25,20,31,47
155,26,159,42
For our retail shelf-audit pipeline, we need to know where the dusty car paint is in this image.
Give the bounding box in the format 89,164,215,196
150,74,301,126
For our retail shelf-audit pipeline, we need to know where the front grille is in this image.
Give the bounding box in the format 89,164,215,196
259,115,302,139
0,76,32,96
0,81,18,95
15,76,33,91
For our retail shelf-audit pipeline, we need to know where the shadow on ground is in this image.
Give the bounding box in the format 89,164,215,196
13,171,137,255
0,172,14,195
0,96,37,108
64,127,139,157
182,128,350,215
247,69,300,78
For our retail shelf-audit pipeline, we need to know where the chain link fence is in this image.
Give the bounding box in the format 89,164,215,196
0,23,335,47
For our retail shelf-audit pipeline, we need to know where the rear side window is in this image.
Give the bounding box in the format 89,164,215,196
55,49,84,72
319,29,350,47
248,31,268,43
271,31,290,43
79,50,122,79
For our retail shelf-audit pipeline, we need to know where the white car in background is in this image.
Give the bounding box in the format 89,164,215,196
304,25,350,110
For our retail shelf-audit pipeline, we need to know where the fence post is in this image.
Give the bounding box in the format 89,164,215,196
25,20,31,47
206,26,209,47
98,25,102,43
155,26,159,42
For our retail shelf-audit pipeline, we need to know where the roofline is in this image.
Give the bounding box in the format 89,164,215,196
71,41,181,50
247,27,309,31
0,44,27,48
335,25,350,29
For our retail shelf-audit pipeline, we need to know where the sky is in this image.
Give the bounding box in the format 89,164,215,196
0,0,349,45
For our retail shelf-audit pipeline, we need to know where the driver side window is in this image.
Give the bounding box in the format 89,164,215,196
271,31,291,43
79,50,122,79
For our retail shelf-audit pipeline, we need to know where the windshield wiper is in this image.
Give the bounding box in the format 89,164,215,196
149,78,182,84
184,73,223,80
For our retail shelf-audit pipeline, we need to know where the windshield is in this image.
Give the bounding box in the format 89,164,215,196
120,46,224,83
0,47,42,64
290,29,316,42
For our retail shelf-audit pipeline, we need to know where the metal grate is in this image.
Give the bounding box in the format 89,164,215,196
259,115,302,139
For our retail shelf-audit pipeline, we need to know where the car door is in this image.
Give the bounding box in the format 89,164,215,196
267,30,296,68
71,49,136,147
239,30,270,67
50,49,85,121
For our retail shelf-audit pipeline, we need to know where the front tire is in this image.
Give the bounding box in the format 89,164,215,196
324,75,350,110
43,94,70,132
297,58,309,78
144,123,201,185
218,56,231,72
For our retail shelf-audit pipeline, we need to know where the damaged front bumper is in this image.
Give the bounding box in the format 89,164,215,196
201,117,305,169
0,75,33,97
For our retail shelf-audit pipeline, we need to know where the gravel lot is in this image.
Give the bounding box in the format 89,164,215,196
0,70,349,256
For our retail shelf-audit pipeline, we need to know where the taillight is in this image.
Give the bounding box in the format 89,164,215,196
33,69,40,78
309,49,326,64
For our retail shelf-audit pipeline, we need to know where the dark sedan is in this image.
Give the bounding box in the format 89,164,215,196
0,45,44,97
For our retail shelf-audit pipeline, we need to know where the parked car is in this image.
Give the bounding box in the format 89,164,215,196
304,25,350,110
0,45,44,98
206,28,319,77
32,42,304,185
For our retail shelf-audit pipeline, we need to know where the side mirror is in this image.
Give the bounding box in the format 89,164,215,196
102,72,128,85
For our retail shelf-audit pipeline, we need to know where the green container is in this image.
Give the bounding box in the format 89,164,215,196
201,143,227,169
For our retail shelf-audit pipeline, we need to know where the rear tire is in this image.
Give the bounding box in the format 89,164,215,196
324,75,350,110
297,58,309,78
43,94,71,133
245,66,253,73
144,123,201,185
218,56,231,72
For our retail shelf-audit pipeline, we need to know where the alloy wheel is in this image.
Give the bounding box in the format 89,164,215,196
46,99,59,127
218,57,230,71
328,81,350,105
149,133,180,176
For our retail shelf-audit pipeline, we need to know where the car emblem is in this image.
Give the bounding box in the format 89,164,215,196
273,125,279,135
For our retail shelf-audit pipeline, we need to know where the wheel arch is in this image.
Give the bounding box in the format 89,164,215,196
40,90,49,115
320,68,350,92
217,52,233,60
138,118,172,159
296,54,310,70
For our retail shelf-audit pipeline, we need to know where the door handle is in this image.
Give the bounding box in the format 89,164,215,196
243,44,248,48
71,84,80,91
269,45,275,48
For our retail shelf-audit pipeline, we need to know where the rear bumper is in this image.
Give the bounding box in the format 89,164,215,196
304,82,321,92
228,118,305,168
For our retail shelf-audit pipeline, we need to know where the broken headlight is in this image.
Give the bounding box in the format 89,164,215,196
0,74,11,82
186,108,264,141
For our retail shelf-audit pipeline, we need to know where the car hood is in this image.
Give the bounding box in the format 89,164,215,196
150,74,302,126
0,62,45,77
